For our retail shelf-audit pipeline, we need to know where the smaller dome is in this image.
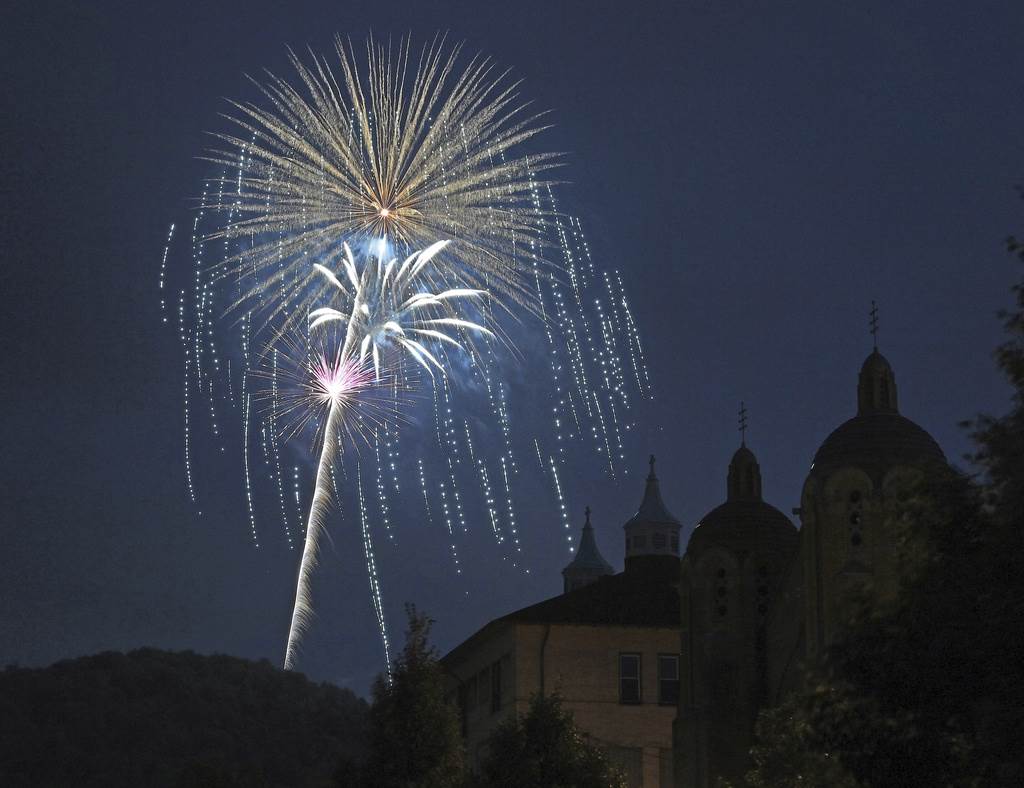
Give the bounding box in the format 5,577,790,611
688,443,797,558
688,500,797,558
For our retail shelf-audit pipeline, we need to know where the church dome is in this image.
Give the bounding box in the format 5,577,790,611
810,350,945,478
688,445,797,558
811,413,945,476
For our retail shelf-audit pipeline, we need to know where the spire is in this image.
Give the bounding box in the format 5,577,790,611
857,303,899,415
634,455,678,524
562,506,613,593
727,403,763,500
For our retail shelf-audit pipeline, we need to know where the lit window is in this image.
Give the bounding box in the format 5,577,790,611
619,654,641,704
658,655,679,705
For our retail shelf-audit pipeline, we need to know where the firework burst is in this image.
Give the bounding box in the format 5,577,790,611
164,34,652,676
206,34,560,335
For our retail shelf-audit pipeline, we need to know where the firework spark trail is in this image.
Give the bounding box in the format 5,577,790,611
355,462,391,675
447,455,468,534
373,430,393,543
438,479,461,577
270,352,294,549
283,393,342,669
417,457,434,525
292,466,304,535
283,353,375,670
182,293,197,505
243,392,258,546
499,455,524,567
159,223,175,322
591,391,614,476
283,241,492,668
616,271,651,396
548,455,572,553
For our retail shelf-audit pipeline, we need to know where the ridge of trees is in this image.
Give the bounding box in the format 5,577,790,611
0,647,368,788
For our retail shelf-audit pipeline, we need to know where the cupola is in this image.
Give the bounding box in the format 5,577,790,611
623,456,681,574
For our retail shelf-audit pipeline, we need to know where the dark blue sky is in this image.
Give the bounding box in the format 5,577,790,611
3,0,1022,694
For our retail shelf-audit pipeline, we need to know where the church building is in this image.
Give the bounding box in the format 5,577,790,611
442,458,683,786
442,333,947,788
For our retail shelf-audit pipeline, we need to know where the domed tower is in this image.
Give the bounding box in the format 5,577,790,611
676,435,798,788
562,506,614,594
800,339,946,656
623,455,682,576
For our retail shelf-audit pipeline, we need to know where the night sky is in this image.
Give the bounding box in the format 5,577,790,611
4,0,1023,695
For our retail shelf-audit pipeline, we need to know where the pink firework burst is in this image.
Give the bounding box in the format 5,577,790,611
310,353,375,406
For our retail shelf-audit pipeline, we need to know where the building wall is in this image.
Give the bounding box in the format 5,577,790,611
676,534,799,788
443,623,518,771
445,621,679,787
800,464,923,656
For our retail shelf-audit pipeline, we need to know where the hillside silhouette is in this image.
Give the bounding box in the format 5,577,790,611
0,648,367,787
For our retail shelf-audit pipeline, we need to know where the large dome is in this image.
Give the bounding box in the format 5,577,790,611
810,350,945,478
811,412,945,477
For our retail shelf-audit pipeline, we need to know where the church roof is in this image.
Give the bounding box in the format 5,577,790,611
499,568,679,629
563,508,613,574
623,455,680,531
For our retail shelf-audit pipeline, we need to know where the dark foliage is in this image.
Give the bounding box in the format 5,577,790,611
476,693,624,788
0,648,368,788
743,209,1024,787
361,606,464,788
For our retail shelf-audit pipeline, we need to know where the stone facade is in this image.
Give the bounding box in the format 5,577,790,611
675,348,946,787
